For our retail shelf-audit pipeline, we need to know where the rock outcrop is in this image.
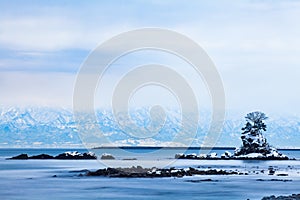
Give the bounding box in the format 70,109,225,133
8,151,97,160
54,151,96,160
85,166,239,178
100,153,115,160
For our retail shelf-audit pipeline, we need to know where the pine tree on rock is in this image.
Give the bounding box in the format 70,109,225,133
234,111,287,159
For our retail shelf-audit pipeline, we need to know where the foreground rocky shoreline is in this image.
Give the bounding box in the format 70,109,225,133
262,194,300,200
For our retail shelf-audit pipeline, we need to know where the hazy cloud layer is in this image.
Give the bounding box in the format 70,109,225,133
0,0,300,115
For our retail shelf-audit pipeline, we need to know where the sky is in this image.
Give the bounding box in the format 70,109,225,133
1,0,300,117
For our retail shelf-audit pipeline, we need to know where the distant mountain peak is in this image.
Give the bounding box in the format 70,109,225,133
0,107,299,148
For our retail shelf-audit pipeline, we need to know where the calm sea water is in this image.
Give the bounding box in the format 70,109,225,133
0,148,300,200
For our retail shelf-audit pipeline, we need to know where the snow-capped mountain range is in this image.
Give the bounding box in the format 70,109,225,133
0,107,299,148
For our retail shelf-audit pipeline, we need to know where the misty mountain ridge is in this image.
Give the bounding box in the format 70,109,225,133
0,107,299,148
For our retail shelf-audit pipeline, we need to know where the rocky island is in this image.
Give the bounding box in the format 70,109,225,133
177,112,289,160
84,166,240,178
8,151,97,160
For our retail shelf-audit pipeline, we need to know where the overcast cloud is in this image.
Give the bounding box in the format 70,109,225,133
0,0,300,116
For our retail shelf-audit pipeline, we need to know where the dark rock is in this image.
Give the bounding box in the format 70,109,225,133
30,154,54,159
69,169,90,173
8,154,29,160
100,153,115,160
276,174,288,176
268,168,275,175
175,153,184,159
269,170,275,175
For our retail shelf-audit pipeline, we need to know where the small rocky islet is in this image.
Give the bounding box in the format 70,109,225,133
84,166,240,178
177,112,290,160
8,151,97,160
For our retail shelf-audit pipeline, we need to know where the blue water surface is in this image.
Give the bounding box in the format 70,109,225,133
0,148,299,200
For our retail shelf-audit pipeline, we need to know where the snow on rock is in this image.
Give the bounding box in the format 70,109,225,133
155,171,161,175
64,151,81,156
55,151,97,159
175,152,219,159
207,152,218,158
236,153,264,158
198,154,207,158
